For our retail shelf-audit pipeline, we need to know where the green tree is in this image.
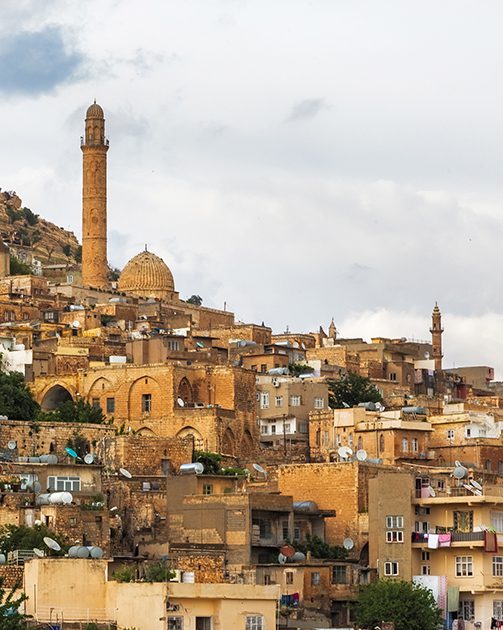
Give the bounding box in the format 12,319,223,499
327,372,383,409
37,398,106,425
288,363,313,377
0,371,39,420
0,575,28,629
5,206,22,224
75,245,82,263
193,450,221,474
62,244,72,258
356,579,442,630
186,294,203,306
0,524,66,556
296,534,347,560
9,256,32,275
21,207,38,226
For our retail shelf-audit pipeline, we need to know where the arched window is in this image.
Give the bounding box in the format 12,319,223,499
357,436,363,450
379,434,385,453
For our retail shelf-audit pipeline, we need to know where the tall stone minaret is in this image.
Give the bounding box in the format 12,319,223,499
81,101,109,288
430,302,443,372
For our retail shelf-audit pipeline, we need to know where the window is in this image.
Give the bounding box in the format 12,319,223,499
385,516,404,529
379,434,385,452
492,511,503,532
246,617,264,630
314,397,324,409
275,396,283,407
466,427,472,438
402,438,409,452
332,565,347,584
447,429,455,440
455,556,473,577
284,423,291,434
202,484,213,495
285,570,294,585
357,436,363,450
421,565,431,575
383,561,399,576
260,364,267,373
494,601,503,621
294,521,301,541
69,517,77,526
499,461,503,477
493,556,503,577
251,365,257,372
254,518,272,539
167,618,183,630
290,395,301,406
323,431,329,446
106,397,115,413
411,438,418,452
421,550,430,561
458,600,475,621
263,574,271,585
260,425,269,435
260,393,269,409
453,510,473,533
142,393,152,413
486,459,493,471
389,372,397,381
271,425,276,434
311,571,320,585
335,434,341,446
348,433,353,446
386,530,404,543
48,476,81,492
299,421,308,434
91,397,100,409
195,618,212,630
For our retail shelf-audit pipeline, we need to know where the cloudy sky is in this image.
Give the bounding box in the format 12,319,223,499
2,1,503,375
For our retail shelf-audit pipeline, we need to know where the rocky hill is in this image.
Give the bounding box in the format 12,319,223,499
0,188,81,270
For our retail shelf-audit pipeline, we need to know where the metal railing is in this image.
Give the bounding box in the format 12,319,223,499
35,605,116,623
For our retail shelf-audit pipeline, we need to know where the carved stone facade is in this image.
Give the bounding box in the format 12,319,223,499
81,102,109,289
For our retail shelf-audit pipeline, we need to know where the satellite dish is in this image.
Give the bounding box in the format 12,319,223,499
119,467,132,479
455,460,462,467
338,446,353,460
356,449,368,462
7,441,16,450
453,465,468,479
428,486,436,497
177,398,185,407
471,479,483,491
342,402,350,408
33,548,44,558
72,320,81,328
278,553,287,564
110,506,118,512
280,544,295,558
65,447,78,459
343,537,354,550
43,537,61,552
473,489,482,496
84,454,94,465
253,463,266,475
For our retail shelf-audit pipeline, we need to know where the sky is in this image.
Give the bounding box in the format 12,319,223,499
1,0,503,375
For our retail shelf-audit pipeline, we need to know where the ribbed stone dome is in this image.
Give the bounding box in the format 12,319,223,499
118,250,175,300
86,101,104,119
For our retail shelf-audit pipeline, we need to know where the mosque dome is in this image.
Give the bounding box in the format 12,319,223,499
86,101,104,119
118,249,175,300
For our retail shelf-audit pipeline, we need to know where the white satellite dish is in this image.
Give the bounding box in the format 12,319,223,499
278,553,287,564
72,320,81,328
110,506,118,512
338,446,353,460
428,486,436,497
356,449,368,462
177,397,185,407
33,548,44,558
7,440,16,450
342,402,350,408
471,479,483,491
84,453,94,465
43,537,61,552
119,467,132,479
473,489,482,496
253,463,267,475
455,460,462,467
343,537,354,550
453,465,468,479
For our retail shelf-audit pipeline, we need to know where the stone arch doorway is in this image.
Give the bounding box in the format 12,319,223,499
177,377,193,406
176,426,204,450
41,385,73,411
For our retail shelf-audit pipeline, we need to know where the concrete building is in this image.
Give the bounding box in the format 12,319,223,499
24,557,280,630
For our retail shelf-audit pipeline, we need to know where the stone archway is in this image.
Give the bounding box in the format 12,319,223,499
240,430,255,459
176,426,204,450
41,385,73,411
137,427,156,436
177,377,194,405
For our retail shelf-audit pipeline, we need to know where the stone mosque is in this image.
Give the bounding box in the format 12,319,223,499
81,101,179,303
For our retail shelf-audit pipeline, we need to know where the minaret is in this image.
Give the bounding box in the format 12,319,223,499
81,101,109,288
430,302,443,372
328,318,337,340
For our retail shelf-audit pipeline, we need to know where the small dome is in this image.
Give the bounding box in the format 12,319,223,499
118,250,175,300
86,101,104,119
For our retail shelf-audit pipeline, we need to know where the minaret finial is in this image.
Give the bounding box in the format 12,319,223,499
145,243,148,251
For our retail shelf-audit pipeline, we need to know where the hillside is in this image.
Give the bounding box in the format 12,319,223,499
0,188,81,270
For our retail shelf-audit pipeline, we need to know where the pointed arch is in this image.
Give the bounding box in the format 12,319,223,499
41,385,73,411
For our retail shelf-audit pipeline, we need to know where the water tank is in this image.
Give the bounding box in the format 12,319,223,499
88,546,104,559
402,406,427,415
36,494,51,506
48,492,73,505
292,501,319,512
39,454,58,464
182,571,195,583
290,552,306,563
179,463,204,475
68,546,80,558
76,546,90,558
0,554,6,565
27,457,40,463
